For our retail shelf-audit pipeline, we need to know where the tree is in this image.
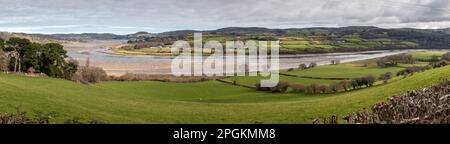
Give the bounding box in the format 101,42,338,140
376,54,415,67
270,81,290,93
0,49,9,72
290,84,306,93
21,42,43,72
442,52,450,61
429,55,440,62
350,79,359,89
318,85,328,93
39,43,68,78
298,64,307,69
363,75,376,87
306,84,319,93
4,37,31,72
64,58,78,80
379,72,393,84
338,80,351,91
0,38,4,49
309,62,317,68
329,82,341,92
255,81,290,93
331,60,340,65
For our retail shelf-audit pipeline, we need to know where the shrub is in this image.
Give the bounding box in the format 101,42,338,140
309,62,318,68
256,81,290,93
71,58,107,84
290,84,306,93
331,60,340,65
298,64,308,70
442,52,450,61
362,75,376,87
64,58,78,80
430,60,447,68
328,82,342,92
376,54,415,67
344,81,450,124
112,73,213,83
397,66,432,76
379,72,393,83
72,66,108,84
318,85,328,93
0,49,9,72
270,81,290,93
0,107,55,124
338,80,351,91
306,84,319,93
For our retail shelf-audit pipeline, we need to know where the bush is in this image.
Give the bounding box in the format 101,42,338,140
64,58,78,80
379,72,393,83
256,81,290,93
306,84,319,93
430,60,447,68
113,73,213,83
318,85,328,93
0,49,9,72
362,75,376,87
376,54,415,67
397,66,432,76
331,60,340,65
290,84,306,93
72,66,108,84
309,62,317,68
0,107,55,124
442,52,450,61
338,80,351,91
328,82,342,92
298,64,308,70
344,81,450,124
271,81,290,93
71,58,107,84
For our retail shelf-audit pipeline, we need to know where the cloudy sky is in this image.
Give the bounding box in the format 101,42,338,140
0,0,449,34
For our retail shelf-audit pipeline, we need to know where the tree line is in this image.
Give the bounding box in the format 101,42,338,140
0,37,77,79
256,74,382,94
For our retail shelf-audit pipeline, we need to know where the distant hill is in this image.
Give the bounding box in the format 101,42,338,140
124,26,450,53
2,26,450,53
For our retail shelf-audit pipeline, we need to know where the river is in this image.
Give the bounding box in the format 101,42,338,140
66,43,427,75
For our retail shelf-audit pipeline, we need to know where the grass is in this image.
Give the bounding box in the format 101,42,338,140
1,65,450,124
408,50,448,59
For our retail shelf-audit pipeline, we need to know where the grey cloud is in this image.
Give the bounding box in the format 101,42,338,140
0,0,449,34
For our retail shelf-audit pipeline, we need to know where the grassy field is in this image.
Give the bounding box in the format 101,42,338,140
278,36,418,50
1,64,450,123
408,50,448,59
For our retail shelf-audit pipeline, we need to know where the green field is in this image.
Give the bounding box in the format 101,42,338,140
408,50,448,59
1,64,450,123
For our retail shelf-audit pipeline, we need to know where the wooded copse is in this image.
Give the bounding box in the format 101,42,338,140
0,37,77,79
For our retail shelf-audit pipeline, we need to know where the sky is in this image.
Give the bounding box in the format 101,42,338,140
0,0,449,34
